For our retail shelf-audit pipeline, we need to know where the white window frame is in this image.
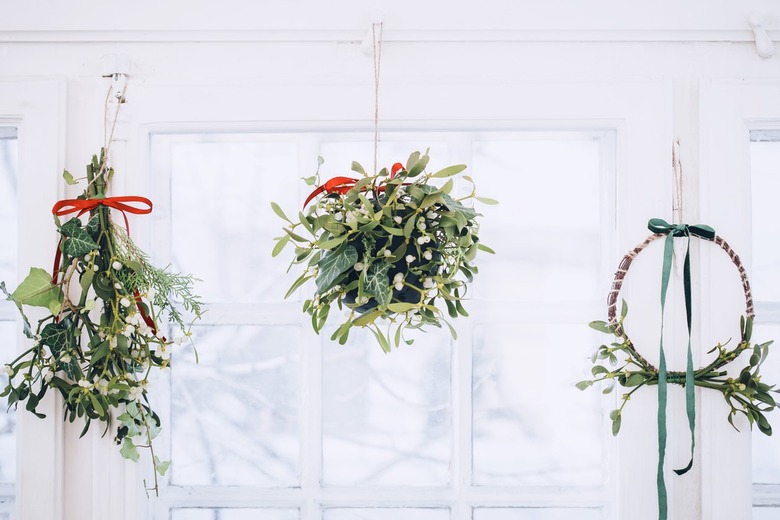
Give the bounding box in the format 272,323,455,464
699,80,780,516
97,78,672,520
0,79,65,520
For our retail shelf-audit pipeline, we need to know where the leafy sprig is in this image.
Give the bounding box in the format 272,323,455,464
578,300,778,436
272,150,496,351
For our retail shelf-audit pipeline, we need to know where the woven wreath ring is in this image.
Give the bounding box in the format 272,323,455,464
605,232,754,378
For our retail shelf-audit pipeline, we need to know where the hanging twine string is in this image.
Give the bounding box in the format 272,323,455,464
99,76,127,181
372,22,384,175
672,139,683,224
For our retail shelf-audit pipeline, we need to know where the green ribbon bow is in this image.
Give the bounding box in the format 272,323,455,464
647,218,715,520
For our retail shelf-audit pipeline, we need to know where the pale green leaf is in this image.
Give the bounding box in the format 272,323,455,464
120,438,140,462
10,267,63,308
430,164,467,178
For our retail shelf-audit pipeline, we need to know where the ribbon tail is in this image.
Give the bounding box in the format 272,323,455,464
655,232,675,520
675,242,696,475
658,347,669,520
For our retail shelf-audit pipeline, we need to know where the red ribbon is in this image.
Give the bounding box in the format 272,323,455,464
52,196,153,233
50,195,161,338
303,162,405,207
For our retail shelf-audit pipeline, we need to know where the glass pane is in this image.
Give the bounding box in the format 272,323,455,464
322,328,451,486
323,508,449,520
172,509,299,520
169,141,299,303
0,131,17,288
753,322,780,484
471,138,602,302
472,323,603,486
171,325,301,486
751,136,780,486
318,140,455,179
0,130,17,488
754,507,780,520
751,139,780,302
0,323,15,483
473,508,602,520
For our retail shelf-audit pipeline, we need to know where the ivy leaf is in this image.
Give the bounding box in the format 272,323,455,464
40,322,70,358
154,456,172,476
10,267,63,309
62,226,99,258
364,262,391,308
0,281,33,337
120,438,140,462
315,245,357,293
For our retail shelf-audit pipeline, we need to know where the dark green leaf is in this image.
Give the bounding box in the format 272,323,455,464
316,245,358,293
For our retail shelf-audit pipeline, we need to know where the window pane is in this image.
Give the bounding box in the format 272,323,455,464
169,141,299,304
751,136,780,486
0,132,17,287
752,322,780,484
0,130,17,490
322,328,451,486
473,507,602,520
323,508,449,520
751,138,780,303
754,507,780,520
171,325,301,486
472,323,603,486
171,509,299,520
0,323,15,483
471,138,602,302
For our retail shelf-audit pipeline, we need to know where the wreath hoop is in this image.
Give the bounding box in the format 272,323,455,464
579,219,777,520
605,231,754,380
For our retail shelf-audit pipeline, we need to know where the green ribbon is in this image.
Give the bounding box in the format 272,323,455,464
647,218,715,520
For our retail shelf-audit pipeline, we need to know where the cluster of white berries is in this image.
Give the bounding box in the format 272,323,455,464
393,272,404,291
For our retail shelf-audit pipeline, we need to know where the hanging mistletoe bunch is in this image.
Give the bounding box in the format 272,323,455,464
1,150,203,494
272,150,496,351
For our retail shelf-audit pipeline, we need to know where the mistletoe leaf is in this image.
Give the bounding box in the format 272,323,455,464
10,267,63,309
62,169,78,185
430,164,466,178
315,245,358,293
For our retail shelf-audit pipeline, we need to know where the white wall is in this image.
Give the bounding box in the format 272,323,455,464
0,2,779,520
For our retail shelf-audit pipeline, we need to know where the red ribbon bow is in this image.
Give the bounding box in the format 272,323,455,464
303,162,405,207
51,195,161,337
52,195,153,233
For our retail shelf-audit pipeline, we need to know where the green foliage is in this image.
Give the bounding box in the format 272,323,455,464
272,150,495,350
578,302,779,437
1,149,203,496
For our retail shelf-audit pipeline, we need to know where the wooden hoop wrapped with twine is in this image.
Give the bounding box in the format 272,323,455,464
580,222,776,520
605,232,754,380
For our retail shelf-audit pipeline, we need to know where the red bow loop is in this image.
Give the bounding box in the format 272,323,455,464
303,162,408,208
52,196,153,232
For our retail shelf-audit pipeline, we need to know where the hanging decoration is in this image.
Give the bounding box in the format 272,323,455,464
0,80,203,495
578,221,777,518
271,22,496,350
272,151,494,351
